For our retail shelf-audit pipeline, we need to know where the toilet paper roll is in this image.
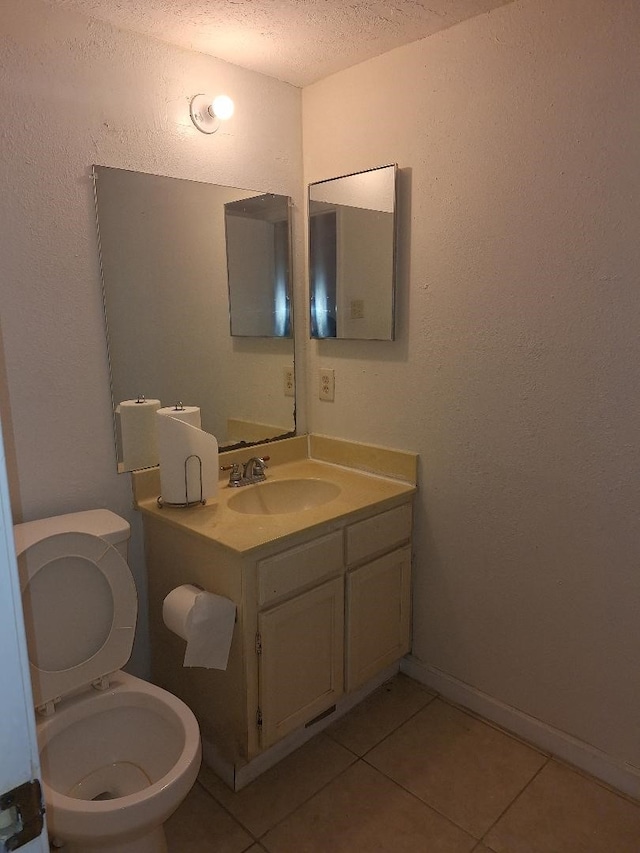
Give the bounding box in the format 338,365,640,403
157,405,202,429
117,398,161,471
156,413,218,505
162,584,236,669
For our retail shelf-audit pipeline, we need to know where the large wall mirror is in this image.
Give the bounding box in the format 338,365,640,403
93,166,295,472
308,163,397,340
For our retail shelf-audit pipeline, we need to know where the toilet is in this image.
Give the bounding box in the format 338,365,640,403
14,509,201,853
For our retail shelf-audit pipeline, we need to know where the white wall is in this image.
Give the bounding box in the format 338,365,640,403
303,0,640,770
0,0,302,675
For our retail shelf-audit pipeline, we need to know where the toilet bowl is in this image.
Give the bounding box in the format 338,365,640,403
14,510,202,853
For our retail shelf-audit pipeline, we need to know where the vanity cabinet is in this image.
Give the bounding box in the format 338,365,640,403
142,489,413,786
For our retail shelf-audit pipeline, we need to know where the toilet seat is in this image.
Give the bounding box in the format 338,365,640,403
17,531,137,712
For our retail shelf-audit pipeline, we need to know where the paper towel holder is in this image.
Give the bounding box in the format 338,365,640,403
157,454,207,509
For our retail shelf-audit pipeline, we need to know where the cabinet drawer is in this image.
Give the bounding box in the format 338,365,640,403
346,503,412,566
258,531,344,607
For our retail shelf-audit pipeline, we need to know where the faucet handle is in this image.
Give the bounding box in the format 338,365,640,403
220,462,243,486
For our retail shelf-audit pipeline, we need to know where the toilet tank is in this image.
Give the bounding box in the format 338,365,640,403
13,509,131,559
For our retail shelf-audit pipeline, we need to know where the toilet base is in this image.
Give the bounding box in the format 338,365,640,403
55,826,167,853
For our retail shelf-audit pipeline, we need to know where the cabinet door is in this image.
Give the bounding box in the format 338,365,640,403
258,577,344,749
346,546,411,692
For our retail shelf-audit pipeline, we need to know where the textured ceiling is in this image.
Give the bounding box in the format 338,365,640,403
43,0,514,86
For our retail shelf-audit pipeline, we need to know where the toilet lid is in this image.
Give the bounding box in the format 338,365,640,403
17,532,137,710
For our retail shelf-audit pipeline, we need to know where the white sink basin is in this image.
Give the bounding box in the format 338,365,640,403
227,478,341,515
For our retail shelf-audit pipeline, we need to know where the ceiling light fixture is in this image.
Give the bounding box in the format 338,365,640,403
189,94,235,135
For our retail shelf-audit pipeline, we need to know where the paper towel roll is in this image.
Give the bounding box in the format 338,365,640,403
162,584,236,669
156,411,218,505
118,398,161,471
157,404,202,429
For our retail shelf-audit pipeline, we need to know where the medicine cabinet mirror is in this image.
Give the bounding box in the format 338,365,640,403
225,194,292,337
308,163,397,340
93,166,295,471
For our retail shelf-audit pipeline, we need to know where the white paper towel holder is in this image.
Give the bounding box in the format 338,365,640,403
157,453,207,509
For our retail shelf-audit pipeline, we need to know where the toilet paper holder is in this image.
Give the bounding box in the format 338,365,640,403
157,454,207,509
173,584,238,624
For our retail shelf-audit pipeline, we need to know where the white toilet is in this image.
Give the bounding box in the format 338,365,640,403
14,509,202,853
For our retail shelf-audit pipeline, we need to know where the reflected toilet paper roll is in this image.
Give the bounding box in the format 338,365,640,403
117,398,161,471
162,584,236,669
157,404,202,428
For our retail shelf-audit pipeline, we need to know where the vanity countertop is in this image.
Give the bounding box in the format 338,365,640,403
134,455,416,556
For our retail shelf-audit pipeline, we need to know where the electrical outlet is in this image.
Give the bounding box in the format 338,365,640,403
319,368,335,402
283,367,295,397
350,299,365,320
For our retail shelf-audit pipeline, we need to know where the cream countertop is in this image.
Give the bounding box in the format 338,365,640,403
134,457,415,556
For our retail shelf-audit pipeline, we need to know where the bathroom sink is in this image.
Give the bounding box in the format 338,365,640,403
227,478,341,515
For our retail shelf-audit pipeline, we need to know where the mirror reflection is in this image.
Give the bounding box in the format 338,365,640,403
309,164,397,341
225,194,292,337
93,166,295,472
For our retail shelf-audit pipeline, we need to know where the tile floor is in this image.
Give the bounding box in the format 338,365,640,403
165,674,640,852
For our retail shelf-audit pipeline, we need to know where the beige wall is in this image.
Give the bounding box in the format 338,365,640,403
0,0,302,674
303,0,640,769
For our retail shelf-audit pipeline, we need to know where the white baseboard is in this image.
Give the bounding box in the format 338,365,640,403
203,661,400,791
401,656,640,801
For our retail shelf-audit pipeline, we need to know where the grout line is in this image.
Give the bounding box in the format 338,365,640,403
548,755,640,808
358,751,478,844
354,688,553,844
198,680,441,843
346,689,438,759
255,754,359,840
194,778,260,843
432,688,640,809
196,738,360,842
436,692,551,758
320,675,437,758
478,756,551,845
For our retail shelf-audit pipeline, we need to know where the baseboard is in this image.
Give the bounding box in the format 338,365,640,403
202,661,400,791
401,656,640,801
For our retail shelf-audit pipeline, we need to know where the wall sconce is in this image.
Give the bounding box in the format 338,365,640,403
189,94,235,135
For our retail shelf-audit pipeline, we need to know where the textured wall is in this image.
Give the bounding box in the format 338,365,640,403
0,0,302,675
303,0,640,767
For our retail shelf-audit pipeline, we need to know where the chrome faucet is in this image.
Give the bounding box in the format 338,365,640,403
221,455,270,487
242,456,269,483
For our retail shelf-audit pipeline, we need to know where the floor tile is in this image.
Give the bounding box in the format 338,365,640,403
165,781,253,853
199,734,357,837
367,698,547,838
261,760,476,853
484,760,640,853
326,673,435,756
